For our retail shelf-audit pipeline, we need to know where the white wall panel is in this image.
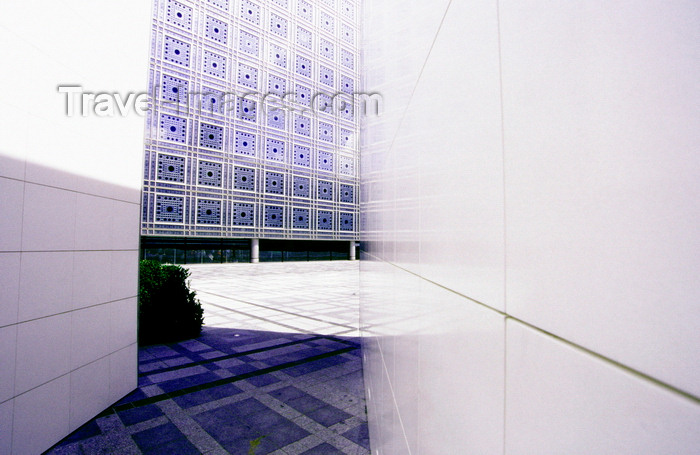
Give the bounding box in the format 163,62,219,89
0,253,21,327
0,104,27,181
0,400,13,455
410,0,503,308
70,357,112,430
506,321,700,454
109,344,138,402
109,298,138,353
361,258,505,454
71,305,112,370
501,0,700,397
0,178,24,251
111,201,141,250
14,314,71,396
360,0,700,453
12,376,70,455
18,252,74,322
0,325,17,403
21,184,76,252
0,0,149,451
75,194,114,251
72,251,112,310
110,250,140,302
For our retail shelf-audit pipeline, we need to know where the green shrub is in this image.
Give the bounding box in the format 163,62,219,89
138,260,204,345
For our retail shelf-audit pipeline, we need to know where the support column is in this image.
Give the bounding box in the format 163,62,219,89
251,238,259,263
349,241,356,261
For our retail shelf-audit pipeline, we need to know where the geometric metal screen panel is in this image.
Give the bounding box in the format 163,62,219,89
293,176,310,198
197,199,221,225
340,183,354,203
142,0,360,240
157,154,185,182
155,195,184,223
198,160,222,187
318,210,333,230
265,172,284,195
233,203,255,226
318,150,334,172
234,166,256,191
293,207,310,229
339,212,354,231
318,180,333,201
264,205,284,228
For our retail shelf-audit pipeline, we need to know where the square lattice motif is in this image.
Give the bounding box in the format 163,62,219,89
197,199,221,224
265,205,283,227
293,176,310,197
234,166,255,191
265,172,284,194
318,180,333,200
292,208,309,229
197,161,222,186
235,131,256,155
199,123,223,150
318,210,333,230
155,195,184,223
166,0,192,30
157,154,185,182
160,114,187,143
340,212,354,231
294,145,311,167
233,203,255,226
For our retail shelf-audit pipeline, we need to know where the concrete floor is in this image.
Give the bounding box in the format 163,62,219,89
188,261,361,338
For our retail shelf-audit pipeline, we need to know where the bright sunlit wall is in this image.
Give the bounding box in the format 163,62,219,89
0,1,150,453
360,1,700,453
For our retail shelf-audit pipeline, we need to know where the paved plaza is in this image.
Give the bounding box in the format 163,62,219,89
47,262,368,455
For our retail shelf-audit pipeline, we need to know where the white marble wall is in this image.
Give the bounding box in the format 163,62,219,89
360,1,700,453
0,2,149,453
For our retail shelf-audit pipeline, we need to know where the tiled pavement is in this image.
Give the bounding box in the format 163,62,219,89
47,262,368,455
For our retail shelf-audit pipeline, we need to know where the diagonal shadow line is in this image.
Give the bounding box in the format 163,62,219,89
104,345,358,416
138,335,324,377
196,289,359,330
139,334,360,378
